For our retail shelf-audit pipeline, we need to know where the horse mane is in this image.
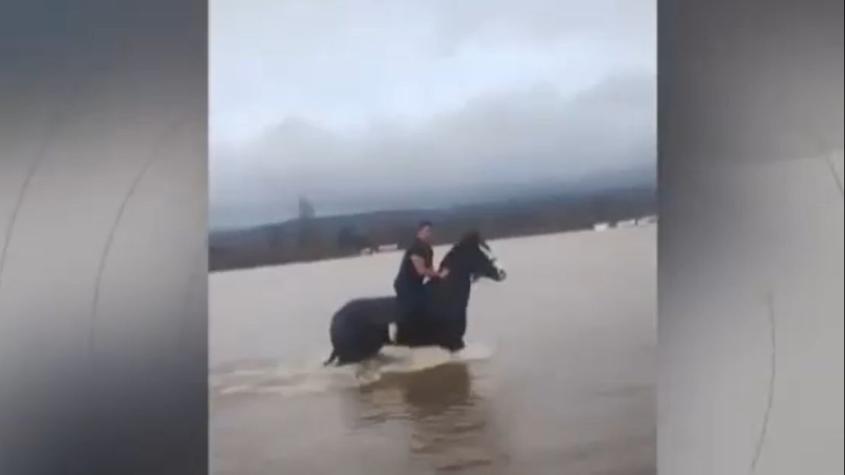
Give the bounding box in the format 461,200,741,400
427,230,487,298
456,230,483,250
438,230,484,273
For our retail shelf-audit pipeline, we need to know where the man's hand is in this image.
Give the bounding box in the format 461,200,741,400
410,255,430,277
411,255,447,279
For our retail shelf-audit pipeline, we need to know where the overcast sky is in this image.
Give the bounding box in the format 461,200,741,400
210,0,655,228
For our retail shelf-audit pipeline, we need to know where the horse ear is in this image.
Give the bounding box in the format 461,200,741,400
471,231,490,250
463,230,481,245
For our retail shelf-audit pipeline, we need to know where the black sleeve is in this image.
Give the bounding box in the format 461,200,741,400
408,241,427,260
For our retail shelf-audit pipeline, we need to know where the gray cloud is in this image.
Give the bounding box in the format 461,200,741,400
210,0,655,227
211,73,654,226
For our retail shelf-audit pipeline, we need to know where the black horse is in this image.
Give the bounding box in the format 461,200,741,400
325,231,506,366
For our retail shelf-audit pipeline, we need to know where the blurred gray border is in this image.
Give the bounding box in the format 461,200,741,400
659,0,843,473
1,0,842,474
1,1,207,474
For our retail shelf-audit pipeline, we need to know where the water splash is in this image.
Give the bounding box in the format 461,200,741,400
210,342,496,398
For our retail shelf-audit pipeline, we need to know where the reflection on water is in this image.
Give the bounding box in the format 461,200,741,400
209,357,512,475
351,362,507,472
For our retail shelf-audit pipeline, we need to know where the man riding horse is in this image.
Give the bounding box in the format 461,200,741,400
325,227,506,366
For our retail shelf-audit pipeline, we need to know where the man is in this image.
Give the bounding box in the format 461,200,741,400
393,221,448,327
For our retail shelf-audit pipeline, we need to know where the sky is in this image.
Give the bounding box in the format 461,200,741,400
210,0,655,228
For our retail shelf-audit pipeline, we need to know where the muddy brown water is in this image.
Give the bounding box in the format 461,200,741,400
210,227,656,474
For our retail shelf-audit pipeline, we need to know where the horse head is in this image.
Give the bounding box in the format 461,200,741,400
445,231,507,283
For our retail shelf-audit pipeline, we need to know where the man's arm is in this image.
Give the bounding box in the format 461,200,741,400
410,255,440,279
410,255,449,279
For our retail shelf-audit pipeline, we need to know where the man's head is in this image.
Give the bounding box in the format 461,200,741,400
416,221,433,244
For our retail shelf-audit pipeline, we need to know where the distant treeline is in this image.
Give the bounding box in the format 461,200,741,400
208,186,656,272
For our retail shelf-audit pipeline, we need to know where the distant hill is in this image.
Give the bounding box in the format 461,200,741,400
209,165,655,230
209,185,656,272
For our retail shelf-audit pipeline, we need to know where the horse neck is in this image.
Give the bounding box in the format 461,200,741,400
434,266,472,309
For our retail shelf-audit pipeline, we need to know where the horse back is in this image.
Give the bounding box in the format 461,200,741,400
334,296,398,326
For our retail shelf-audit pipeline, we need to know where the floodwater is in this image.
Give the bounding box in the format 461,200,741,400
210,226,656,475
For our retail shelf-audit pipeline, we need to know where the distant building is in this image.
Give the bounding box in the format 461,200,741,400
617,219,637,228
635,215,658,226
593,223,611,232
